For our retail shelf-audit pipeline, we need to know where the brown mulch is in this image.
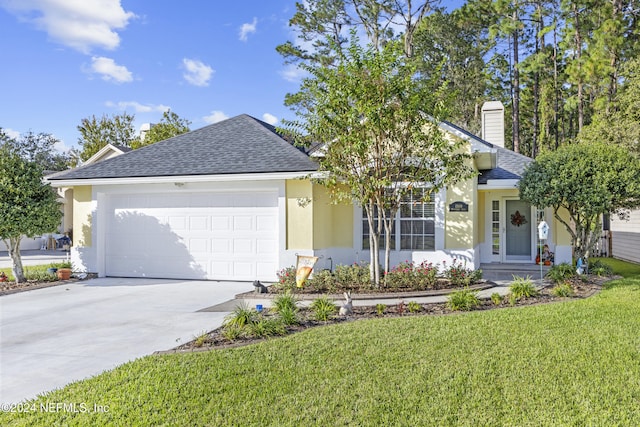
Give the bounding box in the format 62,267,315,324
162,275,610,355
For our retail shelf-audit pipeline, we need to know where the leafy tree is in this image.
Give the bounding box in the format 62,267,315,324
284,36,474,285
579,57,640,154
131,110,191,148
74,113,136,163
0,130,70,171
0,147,62,282
518,142,640,261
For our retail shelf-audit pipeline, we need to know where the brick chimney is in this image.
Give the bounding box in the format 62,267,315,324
481,101,505,148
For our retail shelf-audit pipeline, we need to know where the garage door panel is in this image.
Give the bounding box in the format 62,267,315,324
106,191,278,281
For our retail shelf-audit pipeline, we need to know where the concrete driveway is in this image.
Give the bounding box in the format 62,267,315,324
0,278,252,404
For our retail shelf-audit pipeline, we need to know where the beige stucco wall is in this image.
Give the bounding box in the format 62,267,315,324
285,180,354,251
286,180,314,250
72,186,93,247
553,207,573,246
445,150,477,250
312,184,353,249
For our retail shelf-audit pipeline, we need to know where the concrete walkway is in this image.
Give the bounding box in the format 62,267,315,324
0,278,253,404
0,250,70,269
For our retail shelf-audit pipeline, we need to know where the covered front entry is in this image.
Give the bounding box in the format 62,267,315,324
505,199,532,261
104,191,279,281
485,195,535,263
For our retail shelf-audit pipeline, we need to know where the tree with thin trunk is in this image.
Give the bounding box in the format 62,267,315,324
0,147,62,282
283,36,474,285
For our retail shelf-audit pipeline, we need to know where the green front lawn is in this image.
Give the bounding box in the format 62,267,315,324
4,260,640,426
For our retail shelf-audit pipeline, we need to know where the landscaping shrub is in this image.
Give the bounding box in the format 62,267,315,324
384,261,438,290
223,304,258,328
551,282,574,297
509,276,540,300
333,263,370,290
447,288,480,311
271,292,298,314
310,296,337,321
589,259,613,277
547,263,575,283
443,259,482,286
307,269,336,293
491,292,504,305
277,306,300,326
375,303,386,316
407,301,422,313
275,266,297,291
248,318,286,338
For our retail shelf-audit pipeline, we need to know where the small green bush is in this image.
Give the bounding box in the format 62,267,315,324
248,318,286,338
510,276,540,300
407,301,422,313
271,292,298,314
221,324,244,341
384,261,438,290
193,331,209,348
443,259,482,286
333,263,370,290
277,306,300,326
375,303,386,316
547,263,575,283
589,259,613,276
447,288,480,311
551,282,574,297
275,266,297,291
491,292,504,305
307,269,336,292
224,304,258,328
310,296,337,321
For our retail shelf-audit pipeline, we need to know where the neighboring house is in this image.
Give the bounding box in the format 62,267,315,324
46,108,572,282
610,210,640,263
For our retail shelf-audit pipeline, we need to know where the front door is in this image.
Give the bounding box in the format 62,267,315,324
505,199,532,261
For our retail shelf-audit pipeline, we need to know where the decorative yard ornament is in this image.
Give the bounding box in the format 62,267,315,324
295,255,319,288
538,221,549,240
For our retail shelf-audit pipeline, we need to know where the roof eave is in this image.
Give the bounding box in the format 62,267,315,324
47,170,322,187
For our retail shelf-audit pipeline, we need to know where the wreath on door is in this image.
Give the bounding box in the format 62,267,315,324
510,210,527,227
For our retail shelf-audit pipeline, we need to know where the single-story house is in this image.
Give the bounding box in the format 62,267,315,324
46,104,572,282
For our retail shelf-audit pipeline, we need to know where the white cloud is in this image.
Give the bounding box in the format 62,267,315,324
280,64,308,83
1,0,136,53
203,110,229,124
90,56,133,83
262,113,278,125
105,101,169,113
2,127,21,139
53,137,72,153
239,17,257,41
182,58,214,87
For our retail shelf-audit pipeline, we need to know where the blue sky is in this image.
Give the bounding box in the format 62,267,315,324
0,0,304,152
0,1,464,153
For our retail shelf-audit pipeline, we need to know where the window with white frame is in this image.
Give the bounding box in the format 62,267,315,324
362,188,435,251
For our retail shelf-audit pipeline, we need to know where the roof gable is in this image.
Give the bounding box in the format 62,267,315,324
48,115,318,181
441,120,532,183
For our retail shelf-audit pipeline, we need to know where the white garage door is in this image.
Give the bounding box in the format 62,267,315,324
105,191,279,281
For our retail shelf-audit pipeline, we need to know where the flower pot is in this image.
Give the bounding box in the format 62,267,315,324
57,268,72,280
544,261,551,266
47,267,58,275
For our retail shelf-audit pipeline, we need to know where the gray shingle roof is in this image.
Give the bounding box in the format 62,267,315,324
442,120,532,184
48,114,318,181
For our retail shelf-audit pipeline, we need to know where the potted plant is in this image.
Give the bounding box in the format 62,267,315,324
56,262,72,280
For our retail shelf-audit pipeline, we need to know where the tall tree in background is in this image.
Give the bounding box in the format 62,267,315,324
1,130,70,171
284,36,473,285
74,113,136,164
132,110,191,149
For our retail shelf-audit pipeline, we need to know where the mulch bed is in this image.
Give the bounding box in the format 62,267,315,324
162,275,610,355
